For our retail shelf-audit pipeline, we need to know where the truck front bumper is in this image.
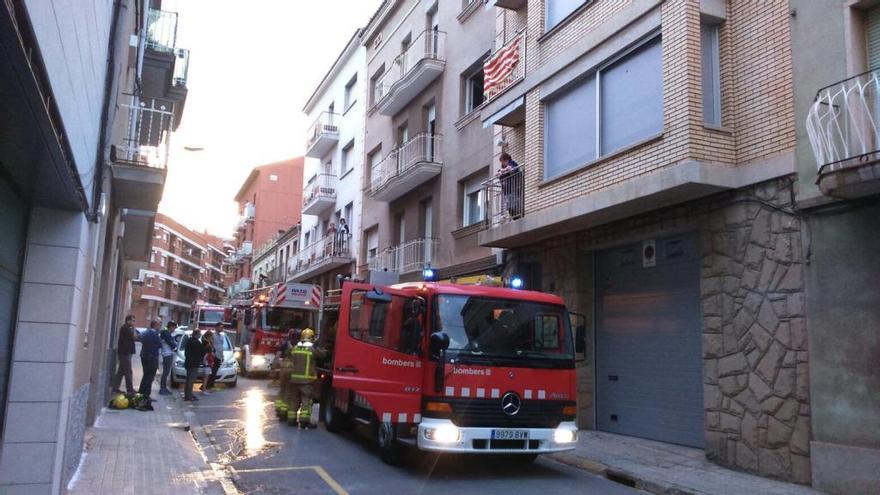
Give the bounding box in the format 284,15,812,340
416,418,578,454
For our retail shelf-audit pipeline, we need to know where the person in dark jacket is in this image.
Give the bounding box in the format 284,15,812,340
497,152,522,219
137,320,163,399
110,315,137,395
184,329,205,401
158,321,178,395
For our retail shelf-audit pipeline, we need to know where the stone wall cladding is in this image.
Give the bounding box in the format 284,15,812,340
63,383,90,485
497,0,794,214
513,178,809,483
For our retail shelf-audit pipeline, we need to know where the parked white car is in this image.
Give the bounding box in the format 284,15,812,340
169,329,238,388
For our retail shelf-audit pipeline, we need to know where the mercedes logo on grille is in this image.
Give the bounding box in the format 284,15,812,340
501,392,521,416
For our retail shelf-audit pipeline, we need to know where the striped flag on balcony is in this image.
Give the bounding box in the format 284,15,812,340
484,35,522,98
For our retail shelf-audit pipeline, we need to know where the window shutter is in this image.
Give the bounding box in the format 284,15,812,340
868,7,880,70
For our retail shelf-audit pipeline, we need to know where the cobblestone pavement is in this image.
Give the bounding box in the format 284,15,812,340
67,359,227,495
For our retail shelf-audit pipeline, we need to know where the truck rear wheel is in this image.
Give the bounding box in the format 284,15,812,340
376,421,405,465
321,389,347,433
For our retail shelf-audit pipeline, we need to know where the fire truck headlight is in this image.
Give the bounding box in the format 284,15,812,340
251,355,266,367
425,424,460,444
553,428,577,444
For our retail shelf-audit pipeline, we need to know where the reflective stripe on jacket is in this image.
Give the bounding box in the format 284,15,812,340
290,342,316,383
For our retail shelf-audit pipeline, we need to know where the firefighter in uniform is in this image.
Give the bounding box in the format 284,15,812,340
286,328,326,428
274,328,299,419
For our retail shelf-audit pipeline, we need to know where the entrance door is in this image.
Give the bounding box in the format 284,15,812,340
596,234,704,447
333,283,425,423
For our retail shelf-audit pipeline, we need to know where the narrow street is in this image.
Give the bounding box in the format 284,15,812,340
188,378,637,495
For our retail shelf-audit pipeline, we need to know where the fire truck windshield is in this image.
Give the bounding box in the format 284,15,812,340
199,310,225,325
435,295,574,362
261,307,304,331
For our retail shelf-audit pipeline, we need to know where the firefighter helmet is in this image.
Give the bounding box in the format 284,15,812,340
300,328,315,342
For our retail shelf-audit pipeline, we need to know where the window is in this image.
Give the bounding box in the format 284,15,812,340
366,227,378,262
158,278,165,290
344,74,358,110
146,276,154,287
150,251,156,264
461,171,488,226
160,255,167,268
371,65,385,104
463,62,486,114
701,23,721,126
544,36,662,179
546,0,588,30
344,203,353,226
348,290,421,354
341,140,354,175
869,7,880,70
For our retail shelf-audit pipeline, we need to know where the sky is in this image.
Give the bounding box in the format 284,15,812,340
158,0,382,238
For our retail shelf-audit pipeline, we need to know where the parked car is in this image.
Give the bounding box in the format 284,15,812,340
169,329,238,388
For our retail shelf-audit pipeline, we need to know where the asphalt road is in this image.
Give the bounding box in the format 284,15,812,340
188,377,638,495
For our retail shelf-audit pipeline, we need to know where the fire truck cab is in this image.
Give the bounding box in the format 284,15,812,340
240,282,322,376
318,281,583,464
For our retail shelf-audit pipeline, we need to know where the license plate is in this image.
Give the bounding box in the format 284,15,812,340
492,429,529,440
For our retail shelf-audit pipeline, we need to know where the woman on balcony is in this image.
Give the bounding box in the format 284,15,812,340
336,218,349,256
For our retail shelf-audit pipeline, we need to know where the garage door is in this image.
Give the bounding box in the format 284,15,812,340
596,234,704,448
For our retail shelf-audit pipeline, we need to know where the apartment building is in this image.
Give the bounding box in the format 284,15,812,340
478,0,808,484
791,1,880,493
228,158,304,296
129,214,229,325
0,0,190,491
360,0,498,283
292,31,367,291
252,225,301,287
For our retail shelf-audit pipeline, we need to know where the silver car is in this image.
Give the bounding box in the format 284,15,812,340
169,330,238,388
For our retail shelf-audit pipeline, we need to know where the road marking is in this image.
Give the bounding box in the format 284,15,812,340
232,465,349,495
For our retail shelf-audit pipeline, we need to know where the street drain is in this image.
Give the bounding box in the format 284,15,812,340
605,470,637,488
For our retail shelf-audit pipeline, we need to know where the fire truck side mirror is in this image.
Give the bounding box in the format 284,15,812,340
575,325,586,354
430,332,450,359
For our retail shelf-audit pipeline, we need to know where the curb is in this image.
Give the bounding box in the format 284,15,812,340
548,452,701,495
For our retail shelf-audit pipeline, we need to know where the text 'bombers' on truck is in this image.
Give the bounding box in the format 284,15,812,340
315,281,584,465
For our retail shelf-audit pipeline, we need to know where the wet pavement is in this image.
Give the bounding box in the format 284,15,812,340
186,377,638,495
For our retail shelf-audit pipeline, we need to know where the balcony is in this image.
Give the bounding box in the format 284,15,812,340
239,241,253,257
110,96,174,211
143,9,189,127
481,30,527,127
146,9,178,53
244,202,256,220
289,234,353,282
492,0,527,9
302,173,338,215
482,169,524,228
807,70,880,199
368,237,438,274
374,30,446,116
305,112,341,158
369,133,443,202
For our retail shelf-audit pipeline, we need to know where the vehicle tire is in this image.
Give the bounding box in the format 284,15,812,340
228,378,237,388
321,390,346,433
376,421,405,465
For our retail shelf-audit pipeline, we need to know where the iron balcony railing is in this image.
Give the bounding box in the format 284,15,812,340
368,237,438,274
290,234,353,274
115,95,175,168
370,133,443,194
484,29,526,102
306,111,340,150
303,173,338,208
807,69,880,173
482,168,524,227
173,48,190,86
146,9,178,53
375,29,446,102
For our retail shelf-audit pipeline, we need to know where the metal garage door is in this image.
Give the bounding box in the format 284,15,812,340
596,234,704,448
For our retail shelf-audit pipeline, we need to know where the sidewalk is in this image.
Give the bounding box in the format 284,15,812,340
549,431,824,495
67,359,227,495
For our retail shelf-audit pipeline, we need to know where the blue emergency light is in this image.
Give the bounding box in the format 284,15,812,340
509,276,524,289
422,267,437,281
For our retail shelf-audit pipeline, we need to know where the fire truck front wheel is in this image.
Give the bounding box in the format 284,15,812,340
376,420,405,466
320,389,347,433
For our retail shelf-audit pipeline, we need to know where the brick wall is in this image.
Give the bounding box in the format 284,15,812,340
501,0,795,214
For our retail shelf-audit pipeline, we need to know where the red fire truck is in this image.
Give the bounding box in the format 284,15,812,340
316,281,583,464
240,282,322,376
191,302,233,331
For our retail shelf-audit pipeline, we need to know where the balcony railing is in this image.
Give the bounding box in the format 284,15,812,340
369,133,443,201
484,30,526,102
305,111,341,158
289,234,353,281
482,168,524,227
146,9,178,53
173,48,190,86
302,173,337,215
368,237,438,274
807,70,880,197
114,96,175,169
374,30,446,115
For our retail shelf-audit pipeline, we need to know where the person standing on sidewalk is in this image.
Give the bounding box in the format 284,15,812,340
158,321,178,395
205,325,225,391
184,329,205,401
200,330,216,395
111,315,137,395
137,320,162,400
